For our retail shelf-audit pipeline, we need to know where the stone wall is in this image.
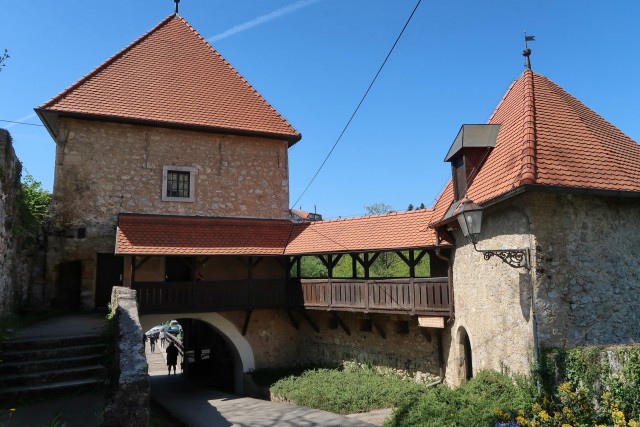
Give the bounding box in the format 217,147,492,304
0,129,30,318
296,311,443,383
48,118,290,307
446,196,536,385
104,287,149,427
444,190,640,386
529,192,640,347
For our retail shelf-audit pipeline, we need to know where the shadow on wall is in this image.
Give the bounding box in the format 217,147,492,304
519,272,532,322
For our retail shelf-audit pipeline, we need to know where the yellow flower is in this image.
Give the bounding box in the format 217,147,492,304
628,420,638,427
539,410,551,422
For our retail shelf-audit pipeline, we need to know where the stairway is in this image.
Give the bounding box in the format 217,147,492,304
0,334,108,401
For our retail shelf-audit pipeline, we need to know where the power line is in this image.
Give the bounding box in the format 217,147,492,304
290,0,423,209
0,119,44,127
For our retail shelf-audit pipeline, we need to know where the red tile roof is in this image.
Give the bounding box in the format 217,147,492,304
115,210,441,256
116,214,294,256
434,71,640,221
286,209,439,254
37,15,301,143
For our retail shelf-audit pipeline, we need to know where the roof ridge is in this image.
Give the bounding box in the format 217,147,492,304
174,16,299,136
38,15,175,110
518,69,537,185
319,208,434,224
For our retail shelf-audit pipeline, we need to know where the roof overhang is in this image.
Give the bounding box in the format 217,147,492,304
35,109,302,146
429,183,640,231
115,213,295,256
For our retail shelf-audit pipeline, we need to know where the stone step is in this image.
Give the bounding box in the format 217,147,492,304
0,378,106,401
0,364,107,388
1,334,104,352
0,343,106,364
0,354,104,375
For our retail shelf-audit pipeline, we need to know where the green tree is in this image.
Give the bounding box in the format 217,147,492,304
365,202,392,216
407,203,414,211
0,49,9,72
17,174,51,235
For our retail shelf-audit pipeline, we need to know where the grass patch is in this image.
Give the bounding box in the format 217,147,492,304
268,363,430,415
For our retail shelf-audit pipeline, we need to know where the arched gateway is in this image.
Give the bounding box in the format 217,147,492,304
141,312,255,394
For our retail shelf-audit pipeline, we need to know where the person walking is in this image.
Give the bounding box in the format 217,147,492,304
166,341,179,375
159,327,166,348
150,333,156,352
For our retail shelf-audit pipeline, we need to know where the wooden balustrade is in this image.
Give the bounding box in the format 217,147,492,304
133,277,450,316
294,277,450,315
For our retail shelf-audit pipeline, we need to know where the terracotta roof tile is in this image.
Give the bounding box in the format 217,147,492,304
115,210,441,256
38,15,300,143
286,209,438,254
116,214,294,255
433,71,640,221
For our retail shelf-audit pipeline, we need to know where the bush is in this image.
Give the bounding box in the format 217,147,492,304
385,371,532,427
16,173,51,236
269,363,429,414
500,382,638,427
538,346,640,421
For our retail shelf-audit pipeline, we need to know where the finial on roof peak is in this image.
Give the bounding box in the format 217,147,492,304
174,0,180,15
523,32,535,71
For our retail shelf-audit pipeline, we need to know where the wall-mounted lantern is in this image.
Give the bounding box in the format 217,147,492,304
455,198,530,269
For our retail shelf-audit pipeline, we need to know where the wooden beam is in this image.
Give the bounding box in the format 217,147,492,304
368,315,386,339
299,310,320,333
332,312,351,336
242,310,253,336
414,250,428,265
286,310,299,330
134,256,151,271
351,254,358,278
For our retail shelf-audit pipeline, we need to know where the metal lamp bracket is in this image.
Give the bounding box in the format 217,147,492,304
473,245,530,269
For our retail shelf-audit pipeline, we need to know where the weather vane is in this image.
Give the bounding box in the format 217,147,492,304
174,0,180,14
523,32,535,70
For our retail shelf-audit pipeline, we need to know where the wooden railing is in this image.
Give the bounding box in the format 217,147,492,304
133,277,450,316
293,277,450,315
133,279,286,314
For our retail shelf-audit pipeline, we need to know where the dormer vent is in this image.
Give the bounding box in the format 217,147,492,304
444,124,500,200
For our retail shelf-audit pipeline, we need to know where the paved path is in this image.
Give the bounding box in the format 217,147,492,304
147,347,381,427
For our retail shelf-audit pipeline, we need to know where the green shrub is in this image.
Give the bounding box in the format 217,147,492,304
269,364,428,414
538,346,640,421
385,371,532,427
16,173,51,236
503,382,638,427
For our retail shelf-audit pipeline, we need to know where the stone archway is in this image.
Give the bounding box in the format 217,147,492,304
456,326,473,384
141,312,255,394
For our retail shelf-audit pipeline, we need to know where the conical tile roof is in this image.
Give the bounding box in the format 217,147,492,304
37,14,301,143
436,70,640,218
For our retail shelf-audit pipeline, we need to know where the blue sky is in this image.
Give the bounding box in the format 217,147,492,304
2,1,639,219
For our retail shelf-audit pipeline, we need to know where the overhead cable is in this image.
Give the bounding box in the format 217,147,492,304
290,0,423,209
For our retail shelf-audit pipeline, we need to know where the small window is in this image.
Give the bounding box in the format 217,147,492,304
167,171,190,198
162,165,196,202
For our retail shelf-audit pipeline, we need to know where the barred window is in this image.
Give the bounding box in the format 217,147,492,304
162,165,196,202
